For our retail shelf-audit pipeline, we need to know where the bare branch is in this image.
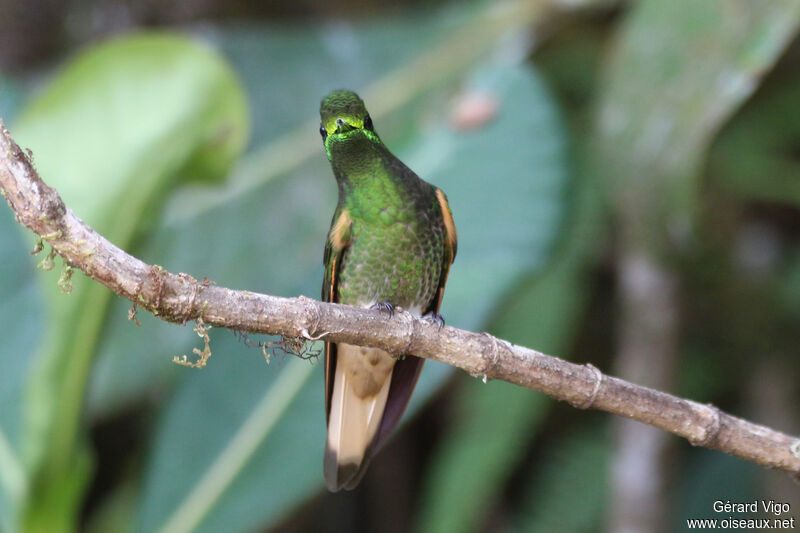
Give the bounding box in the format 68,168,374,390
1,119,799,477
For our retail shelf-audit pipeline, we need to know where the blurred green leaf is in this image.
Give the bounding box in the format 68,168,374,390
140,354,320,533
97,13,486,531
89,1,549,420
2,2,796,532
0,206,40,533
411,63,570,328
708,65,800,206
415,117,602,533
86,12,459,418
85,478,137,533
164,0,547,223
8,33,248,531
677,449,760,529
133,143,448,533
595,0,800,246
0,75,24,124
417,378,547,533
780,247,800,318
136,26,569,533
133,145,335,533
513,425,609,533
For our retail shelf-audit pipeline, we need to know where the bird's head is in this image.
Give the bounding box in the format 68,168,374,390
319,90,378,145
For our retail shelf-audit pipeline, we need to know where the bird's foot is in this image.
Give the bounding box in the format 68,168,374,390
422,311,445,329
371,301,395,318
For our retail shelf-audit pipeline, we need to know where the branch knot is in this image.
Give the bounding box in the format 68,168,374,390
176,272,199,324
478,332,502,379
400,310,417,356
148,265,166,311
690,403,722,447
298,296,327,341
573,363,603,410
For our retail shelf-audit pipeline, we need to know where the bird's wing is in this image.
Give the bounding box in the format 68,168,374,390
323,206,352,421
429,188,458,314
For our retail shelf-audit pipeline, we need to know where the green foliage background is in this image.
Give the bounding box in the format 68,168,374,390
0,1,798,532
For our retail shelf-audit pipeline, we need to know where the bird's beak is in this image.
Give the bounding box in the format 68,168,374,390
335,118,355,134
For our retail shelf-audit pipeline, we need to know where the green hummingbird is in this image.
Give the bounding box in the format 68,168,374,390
319,90,457,491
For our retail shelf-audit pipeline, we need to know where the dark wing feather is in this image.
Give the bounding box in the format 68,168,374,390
323,207,350,421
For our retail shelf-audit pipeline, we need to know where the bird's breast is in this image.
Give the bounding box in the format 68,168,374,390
337,216,444,312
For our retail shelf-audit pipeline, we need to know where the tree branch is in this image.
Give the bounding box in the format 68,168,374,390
1,119,799,478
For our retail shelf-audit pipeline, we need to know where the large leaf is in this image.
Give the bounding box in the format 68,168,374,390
134,150,449,533
414,125,601,533
136,21,568,533
86,12,457,418
708,64,800,206
88,0,547,420
414,21,608,523
163,0,549,224
6,33,248,531
408,63,570,328
0,208,42,533
0,71,35,532
595,0,800,242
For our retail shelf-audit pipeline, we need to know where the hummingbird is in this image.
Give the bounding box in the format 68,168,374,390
319,90,457,491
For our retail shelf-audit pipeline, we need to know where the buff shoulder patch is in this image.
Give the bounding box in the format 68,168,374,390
435,189,457,259
329,208,352,252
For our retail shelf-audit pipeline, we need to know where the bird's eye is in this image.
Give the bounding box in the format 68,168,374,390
363,114,374,131
319,124,327,140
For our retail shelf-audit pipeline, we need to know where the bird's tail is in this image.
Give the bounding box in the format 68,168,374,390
324,343,393,491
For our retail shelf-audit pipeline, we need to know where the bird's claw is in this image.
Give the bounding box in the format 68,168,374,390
422,311,445,329
371,301,395,317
